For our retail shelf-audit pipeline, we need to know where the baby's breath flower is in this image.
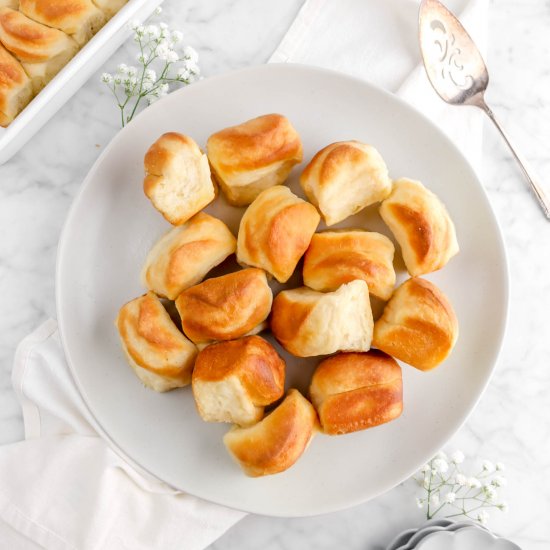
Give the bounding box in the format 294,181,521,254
477,510,489,525
102,14,199,126
467,477,481,489
145,24,160,38
171,30,183,43
496,462,505,472
455,473,467,486
144,69,157,81
154,6,162,15
443,491,456,504
414,451,507,525
166,50,179,63
432,458,449,474
182,45,198,63
482,484,497,501
492,476,506,487
451,450,465,464
497,502,508,512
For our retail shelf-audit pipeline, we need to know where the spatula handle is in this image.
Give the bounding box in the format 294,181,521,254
483,105,550,219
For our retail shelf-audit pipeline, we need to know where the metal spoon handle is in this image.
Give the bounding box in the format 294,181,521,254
482,104,550,219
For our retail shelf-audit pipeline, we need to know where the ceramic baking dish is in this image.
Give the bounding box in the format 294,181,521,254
0,0,163,165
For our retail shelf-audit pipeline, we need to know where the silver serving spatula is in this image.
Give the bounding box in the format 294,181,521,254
419,0,550,219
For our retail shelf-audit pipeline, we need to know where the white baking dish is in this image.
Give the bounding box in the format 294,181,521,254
0,0,163,165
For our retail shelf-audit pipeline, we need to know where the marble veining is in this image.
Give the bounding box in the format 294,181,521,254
0,0,549,548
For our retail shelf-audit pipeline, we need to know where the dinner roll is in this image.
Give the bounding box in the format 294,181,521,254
206,113,303,206
300,141,392,226
309,351,403,435
175,268,273,345
143,212,236,300
0,42,32,127
192,336,285,426
91,0,127,18
303,230,396,300
379,178,459,277
20,0,107,46
0,8,78,92
144,132,215,225
373,277,458,370
116,292,198,392
237,185,320,283
270,279,373,357
224,389,318,477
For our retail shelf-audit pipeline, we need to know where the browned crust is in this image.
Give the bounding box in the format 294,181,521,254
0,8,64,62
206,114,303,175
20,0,90,23
388,203,433,265
265,202,320,282
116,293,195,381
269,290,314,356
175,268,272,343
192,335,285,405
318,142,365,186
224,389,318,477
373,277,458,371
309,351,403,435
302,231,395,298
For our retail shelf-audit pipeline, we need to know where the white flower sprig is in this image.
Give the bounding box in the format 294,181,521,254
101,7,200,127
414,451,507,525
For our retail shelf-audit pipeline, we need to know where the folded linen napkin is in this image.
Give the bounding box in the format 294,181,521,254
0,321,245,550
0,1,488,548
270,0,488,171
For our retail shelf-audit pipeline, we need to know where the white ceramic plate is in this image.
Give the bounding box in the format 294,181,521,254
56,64,509,517
417,526,521,550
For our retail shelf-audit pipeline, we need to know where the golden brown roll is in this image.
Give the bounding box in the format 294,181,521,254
309,351,403,435
379,178,459,277
302,230,396,300
0,42,32,127
19,0,107,46
0,8,78,92
192,336,285,426
91,0,127,18
270,279,373,357
300,141,392,226
373,277,458,371
175,268,273,345
206,113,303,206
116,292,198,392
142,212,237,300
144,132,215,226
237,185,320,283
224,389,318,477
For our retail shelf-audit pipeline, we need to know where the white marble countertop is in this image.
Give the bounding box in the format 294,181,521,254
1,0,549,548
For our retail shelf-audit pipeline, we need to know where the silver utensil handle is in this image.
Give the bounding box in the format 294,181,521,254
483,105,550,219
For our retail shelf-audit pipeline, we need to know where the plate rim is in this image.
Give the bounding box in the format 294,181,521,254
55,62,510,517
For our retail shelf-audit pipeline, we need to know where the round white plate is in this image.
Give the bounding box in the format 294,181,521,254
417,526,521,550
56,64,509,517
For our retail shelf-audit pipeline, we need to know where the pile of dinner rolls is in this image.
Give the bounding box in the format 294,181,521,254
0,0,128,127
116,113,460,477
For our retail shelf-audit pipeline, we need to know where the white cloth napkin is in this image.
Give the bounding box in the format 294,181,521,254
0,321,245,550
270,0,488,170
0,1,488,548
